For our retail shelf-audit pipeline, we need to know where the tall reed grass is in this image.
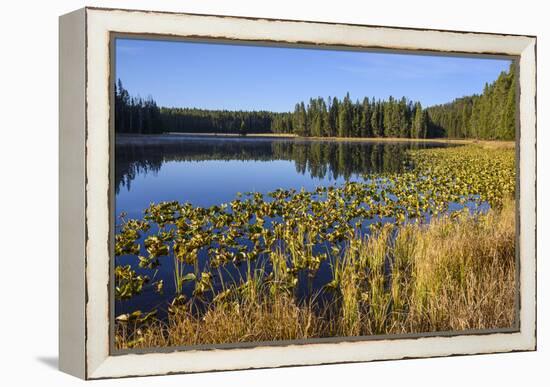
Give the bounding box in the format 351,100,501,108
116,199,516,349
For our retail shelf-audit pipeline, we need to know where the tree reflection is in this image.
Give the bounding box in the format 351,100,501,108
115,137,444,193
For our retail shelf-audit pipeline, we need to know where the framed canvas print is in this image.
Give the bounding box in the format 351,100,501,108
59,7,537,379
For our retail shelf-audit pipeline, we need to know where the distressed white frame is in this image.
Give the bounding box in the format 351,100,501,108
59,7,537,379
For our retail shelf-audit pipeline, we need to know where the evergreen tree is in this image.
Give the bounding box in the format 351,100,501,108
320,98,329,136
502,78,516,140
239,119,247,136
360,97,373,137
370,100,384,137
398,97,410,138
293,102,308,136
338,93,353,137
352,100,362,137
412,102,423,138
328,97,339,137
383,96,400,137
426,64,515,140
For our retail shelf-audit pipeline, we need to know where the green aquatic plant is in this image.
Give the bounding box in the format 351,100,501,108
114,144,516,347
114,265,149,300
115,197,516,348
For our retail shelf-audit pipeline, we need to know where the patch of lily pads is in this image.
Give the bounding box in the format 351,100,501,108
114,144,515,323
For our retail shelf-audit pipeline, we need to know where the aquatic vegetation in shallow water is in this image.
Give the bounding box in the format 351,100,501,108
114,144,516,347
115,199,516,348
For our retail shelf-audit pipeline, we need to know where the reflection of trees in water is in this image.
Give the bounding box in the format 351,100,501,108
115,138,443,193
115,146,164,193
273,142,410,180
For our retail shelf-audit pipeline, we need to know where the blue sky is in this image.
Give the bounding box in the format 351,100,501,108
116,38,512,112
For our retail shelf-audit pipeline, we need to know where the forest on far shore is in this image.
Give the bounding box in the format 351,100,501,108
114,63,516,141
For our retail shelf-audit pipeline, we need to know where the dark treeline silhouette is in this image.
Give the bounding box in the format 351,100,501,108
427,63,516,140
115,138,449,194
161,107,276,134
270,95,431,138
114,80,163,134
114,64,515,140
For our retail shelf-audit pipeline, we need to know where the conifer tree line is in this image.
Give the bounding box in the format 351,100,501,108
114,80,163,134
427,63,516,140
160,107,275,135
114,64,515,140
271,94,431,139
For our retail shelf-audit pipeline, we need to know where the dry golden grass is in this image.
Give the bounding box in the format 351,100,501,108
390,199,516,333
116,283,328,348
119,132,515,147
116,199,516,349
473,140,516,149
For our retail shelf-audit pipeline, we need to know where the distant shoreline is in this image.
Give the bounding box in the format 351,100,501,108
115,132,514,147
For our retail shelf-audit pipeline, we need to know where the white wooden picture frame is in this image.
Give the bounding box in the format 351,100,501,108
59,7,536,379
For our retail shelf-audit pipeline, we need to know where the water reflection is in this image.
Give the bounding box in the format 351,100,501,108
114,136,452,316
116,136,445,196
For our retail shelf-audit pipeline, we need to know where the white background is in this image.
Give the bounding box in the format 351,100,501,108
0,0,546,385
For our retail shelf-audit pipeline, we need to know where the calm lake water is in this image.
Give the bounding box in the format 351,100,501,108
115,135,452,315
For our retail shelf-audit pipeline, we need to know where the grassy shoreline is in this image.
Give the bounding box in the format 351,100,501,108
116,132,515,148
115,200,516,349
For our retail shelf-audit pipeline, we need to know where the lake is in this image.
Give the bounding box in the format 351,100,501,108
115,135,453,315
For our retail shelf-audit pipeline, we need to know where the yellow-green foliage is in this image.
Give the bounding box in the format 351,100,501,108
114,145,516,348
116,200,515,348
409,145,516,209
405,200,516,332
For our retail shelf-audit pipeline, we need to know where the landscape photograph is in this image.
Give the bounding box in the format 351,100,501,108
113,37,517,350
